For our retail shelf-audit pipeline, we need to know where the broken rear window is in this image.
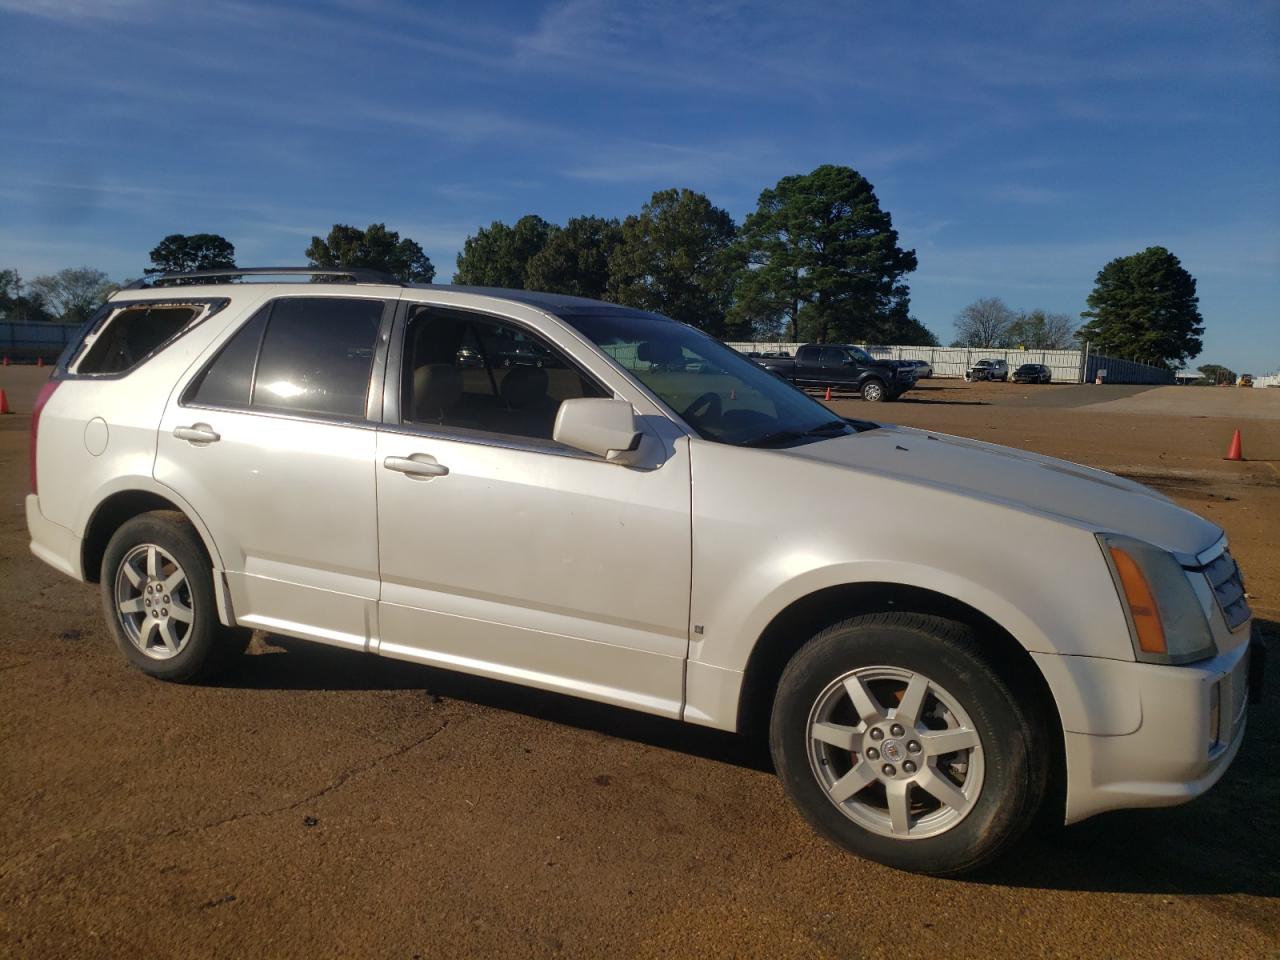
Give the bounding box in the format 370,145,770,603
73,301,220,375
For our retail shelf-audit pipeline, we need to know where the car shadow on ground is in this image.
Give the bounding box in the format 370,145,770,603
809,384,990,406
896,384,990,406
216,634,775,773
216,622,1276,897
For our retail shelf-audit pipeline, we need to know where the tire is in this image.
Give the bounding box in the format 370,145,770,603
769,613,1047,876
860,379,886,402
100,511,248,683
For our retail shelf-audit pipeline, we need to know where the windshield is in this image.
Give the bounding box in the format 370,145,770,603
848,346,874,365
569,312,854,446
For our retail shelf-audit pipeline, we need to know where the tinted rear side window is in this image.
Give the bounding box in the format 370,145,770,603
184,305,270,408
76,304,202,374
252,298,383,418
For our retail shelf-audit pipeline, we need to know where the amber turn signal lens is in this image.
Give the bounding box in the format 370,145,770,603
1109,546,1167,654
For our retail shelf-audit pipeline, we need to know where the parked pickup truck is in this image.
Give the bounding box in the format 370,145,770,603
27,268,1262,877
757,343,917,402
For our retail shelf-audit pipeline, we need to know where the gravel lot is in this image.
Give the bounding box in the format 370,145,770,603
1,366,1277,959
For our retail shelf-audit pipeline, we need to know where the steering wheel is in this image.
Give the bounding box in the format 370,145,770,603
681,391,722,422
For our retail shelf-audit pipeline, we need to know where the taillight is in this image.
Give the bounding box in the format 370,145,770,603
29,379,61,495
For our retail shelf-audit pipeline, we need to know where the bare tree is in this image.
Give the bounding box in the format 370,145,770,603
1041,311,1077,349
28,267,116,324
954,297,1015,347
1007,309,1078,349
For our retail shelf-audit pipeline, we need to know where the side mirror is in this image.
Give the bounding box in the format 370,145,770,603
553,398,643,464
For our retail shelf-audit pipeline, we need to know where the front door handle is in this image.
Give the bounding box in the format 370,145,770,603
174,423,220,444
383,454,449,479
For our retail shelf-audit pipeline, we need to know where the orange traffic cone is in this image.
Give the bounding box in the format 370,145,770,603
0,389,11,415
36,357,43,368
824,385,832,401
2,356,8,366
1224,429,1244,461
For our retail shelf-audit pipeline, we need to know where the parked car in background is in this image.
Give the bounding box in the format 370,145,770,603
759,343,917,401
27,267,1262,878
1012,363,1052,384
901,358,933,379
965,358,1009,382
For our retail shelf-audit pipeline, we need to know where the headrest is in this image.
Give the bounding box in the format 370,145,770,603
413,364,462,420
500,366,549,409
637,340,683,365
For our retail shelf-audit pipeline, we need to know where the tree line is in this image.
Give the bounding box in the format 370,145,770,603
0,167,1207,368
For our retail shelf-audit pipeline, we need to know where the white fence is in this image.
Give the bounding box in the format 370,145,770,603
1252,373,1280,388
726,342,1174,385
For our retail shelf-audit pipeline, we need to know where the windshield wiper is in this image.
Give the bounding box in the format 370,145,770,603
739,420,852,448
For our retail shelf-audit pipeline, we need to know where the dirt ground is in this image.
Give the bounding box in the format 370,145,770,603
1,365,1277,960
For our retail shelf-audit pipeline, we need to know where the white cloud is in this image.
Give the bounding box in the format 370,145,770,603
0,0,153,20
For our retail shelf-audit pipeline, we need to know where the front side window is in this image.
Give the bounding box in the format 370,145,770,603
570,312,853,447
400,306,606,443
820,346,848,368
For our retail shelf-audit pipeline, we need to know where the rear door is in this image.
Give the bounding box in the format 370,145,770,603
155,293,396,651
793,344,822,383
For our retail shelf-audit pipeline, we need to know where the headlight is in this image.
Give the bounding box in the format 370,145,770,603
1098,533,1215,664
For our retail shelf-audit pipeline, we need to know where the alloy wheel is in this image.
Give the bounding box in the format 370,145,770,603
805,666,985,839
113,543,195,660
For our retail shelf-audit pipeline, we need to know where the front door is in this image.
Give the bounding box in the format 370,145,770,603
821,346,858,383
374,304,691,716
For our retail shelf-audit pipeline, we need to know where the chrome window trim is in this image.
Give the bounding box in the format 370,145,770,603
177,401,381,431
377,419,609,463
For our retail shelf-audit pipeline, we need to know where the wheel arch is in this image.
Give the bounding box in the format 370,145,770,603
80,482,234,626
735,580,1066,816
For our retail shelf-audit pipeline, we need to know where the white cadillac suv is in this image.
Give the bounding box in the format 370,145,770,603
26,268,1262,876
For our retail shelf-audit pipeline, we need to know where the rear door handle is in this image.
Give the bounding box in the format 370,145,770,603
174,423,220,444
383,454,449,479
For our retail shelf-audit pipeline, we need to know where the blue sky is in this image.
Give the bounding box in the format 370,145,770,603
1,0,1277,371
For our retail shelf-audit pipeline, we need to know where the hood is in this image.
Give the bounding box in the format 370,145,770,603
788,424,1220,560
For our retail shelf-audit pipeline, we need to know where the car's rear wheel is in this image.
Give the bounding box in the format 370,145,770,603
101,511,247,683
861,380,886,402
770,613,1047,876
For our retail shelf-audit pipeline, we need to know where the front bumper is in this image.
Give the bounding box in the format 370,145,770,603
26,493,83,580
1036,633,1257,823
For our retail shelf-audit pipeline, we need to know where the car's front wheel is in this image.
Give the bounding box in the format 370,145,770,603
101,511,248,683
861,380,886,402
770,613,1048,876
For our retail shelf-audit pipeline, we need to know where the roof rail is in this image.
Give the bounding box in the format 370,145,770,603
122,266,400,290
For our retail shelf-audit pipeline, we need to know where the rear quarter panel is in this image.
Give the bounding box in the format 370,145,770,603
35,290,273,545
